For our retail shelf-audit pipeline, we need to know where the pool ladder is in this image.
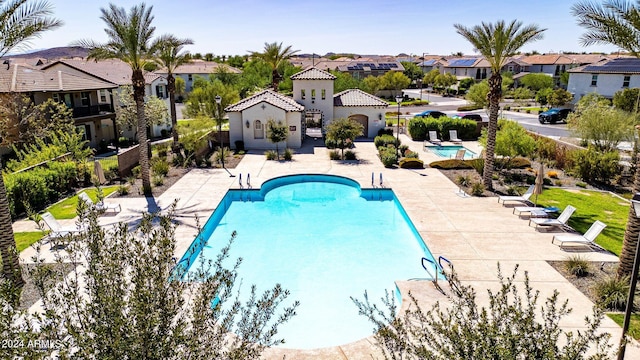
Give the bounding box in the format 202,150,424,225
238,173,251,189
371,172,384,188
421,256,454,291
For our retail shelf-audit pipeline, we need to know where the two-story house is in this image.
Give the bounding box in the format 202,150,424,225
567,57,640,102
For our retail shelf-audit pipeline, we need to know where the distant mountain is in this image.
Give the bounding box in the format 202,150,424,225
7,46,89,59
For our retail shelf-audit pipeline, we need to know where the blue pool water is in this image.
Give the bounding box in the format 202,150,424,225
426,145,476,159
178,174,438,349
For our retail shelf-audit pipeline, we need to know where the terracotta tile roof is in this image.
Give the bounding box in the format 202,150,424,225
290,67,336,80
159,60,241,75
333,89,389,107
225,89,304,112
0,64,117,92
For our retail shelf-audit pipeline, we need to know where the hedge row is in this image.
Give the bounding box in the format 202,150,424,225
4,161,85,219
408,117,478,141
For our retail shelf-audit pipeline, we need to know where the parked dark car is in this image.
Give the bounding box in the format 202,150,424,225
451,113,483,122
415,110,447,119
538,108,572,124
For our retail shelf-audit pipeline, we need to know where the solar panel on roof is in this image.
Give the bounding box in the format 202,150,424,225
390,63,398,68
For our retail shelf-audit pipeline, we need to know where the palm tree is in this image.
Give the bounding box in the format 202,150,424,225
454,20,545,190
250,42,298,90
572,0,640,280
0,0,62,288
76,2,156,195
151,34,193,150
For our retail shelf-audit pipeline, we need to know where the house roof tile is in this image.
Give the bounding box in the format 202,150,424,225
157,60,241,75
0,64,117,92
225,89,304,112
290,67,336,80
333,89,388,107
41,58,148,85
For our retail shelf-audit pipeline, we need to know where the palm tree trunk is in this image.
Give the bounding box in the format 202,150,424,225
133,70,151,195
272,69,281,91
167,73,179,149
0,172,24,289
618,151,640,279
483,73,502,191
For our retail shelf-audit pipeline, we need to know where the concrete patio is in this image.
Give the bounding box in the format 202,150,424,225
17,134,640,359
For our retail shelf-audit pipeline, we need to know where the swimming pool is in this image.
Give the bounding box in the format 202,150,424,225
177,174,439,349
426,145,476,159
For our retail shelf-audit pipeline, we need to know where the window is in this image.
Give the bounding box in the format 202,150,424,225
254,120,264,139
301,89,305,99
80,92,90,106
99,89,108,103
591,74,598,86
52,93,60,102
623,75,631,88
188,74,193,81
311,89,316,99
156,85,165,98
321,89,326,100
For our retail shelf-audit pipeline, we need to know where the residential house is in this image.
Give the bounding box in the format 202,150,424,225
226,67,388,149
296,57,405,80
0,62,118,148
567,57,640,102
156,60,242,94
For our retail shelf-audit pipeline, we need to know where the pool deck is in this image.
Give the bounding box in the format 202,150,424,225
18,135,640,358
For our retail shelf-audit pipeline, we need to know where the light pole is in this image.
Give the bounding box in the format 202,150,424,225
395,94,403,162
618,192,640,360
417,78,423,101
215,95,223,169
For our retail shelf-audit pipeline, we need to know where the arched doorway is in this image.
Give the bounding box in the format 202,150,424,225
304,109,323,139
349,114,369,138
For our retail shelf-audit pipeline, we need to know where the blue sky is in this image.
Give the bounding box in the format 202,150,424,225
24,0,620,57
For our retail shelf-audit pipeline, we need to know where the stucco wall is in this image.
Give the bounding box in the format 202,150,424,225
568,72,640,102
230,103,303,150
333,106,387,138
292,79,334,122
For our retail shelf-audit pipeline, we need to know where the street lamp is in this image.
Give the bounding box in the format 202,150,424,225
215,95,223,169
395,94,403,162
618,192,640,360
417,78,423,101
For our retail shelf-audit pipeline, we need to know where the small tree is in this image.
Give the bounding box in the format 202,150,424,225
547,88,573,107
536,87,554,107
480,120,536,168
519,73,554,91
613,87,640,112
422,69,440,90
434,73,457,95
29,202,298,359
325,118,364,160
116,85,169,140
353,264,611,359
266,119,288,159
466,81,489,108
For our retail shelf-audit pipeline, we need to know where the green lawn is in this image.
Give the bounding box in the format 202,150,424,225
15,231,45,252
536,188,629,256
47,186,118,219
608,313,640,340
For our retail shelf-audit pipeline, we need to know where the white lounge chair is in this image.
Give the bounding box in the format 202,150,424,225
452,148,466,160
529,205,576,230
428,131,441,145
497,185,535,205
449,130,462,143
41,212,86,241
79,192,121,214
552,220,607,249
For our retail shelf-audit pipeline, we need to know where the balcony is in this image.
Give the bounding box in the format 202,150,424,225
73,104,114,118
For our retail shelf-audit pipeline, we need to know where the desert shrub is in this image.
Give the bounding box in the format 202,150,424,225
471,182,485,196
379,147,397,167
592,275,629,311
576,182,587,188
495,157,531,169
132,165,141,178
104,164,120,182
547,170,558,179
469,157,484,175
374,134,399,148
554,179,563,187
428,159,473,170
344,150,357,160
154,143,169,158
153,174,164,186
571,146,620,184
127,176,136,185
564,255,591,277
399,158,424,169
329,150,341,160
456,175,472,187
283,148,293,161
117,184,129,195
265,150,277,160
398,144,409,154
404,151,419,159
151,159,170,177
457,104,483,111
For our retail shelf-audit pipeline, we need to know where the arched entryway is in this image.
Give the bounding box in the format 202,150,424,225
304,109,323,139
349,114,369,138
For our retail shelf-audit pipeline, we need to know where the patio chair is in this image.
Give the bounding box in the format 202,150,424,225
529,205,576,230
41,212,87,242
452,148,466,160
79,192,121,214
552,220,607,249
428,131,442,145
449,130,462,144
497,185,535,205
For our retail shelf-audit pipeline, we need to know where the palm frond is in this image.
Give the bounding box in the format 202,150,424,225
0,0,63,57
150,34,193,72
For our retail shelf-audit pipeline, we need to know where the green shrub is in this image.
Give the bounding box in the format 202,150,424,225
283,148,293,161
592,275,629,311
132,165,141,178
153,174,164,186
564,255,591,277
471,182,485,196
374,134,399,148
151,159,170,177
265,150,277,160
469,158,484,175
104,164,119,182
329,150,341,160
377,128,393,136
495,157,531,169
399,158,424,169
576,182,587,188
408,117,439,141
456,175,471,187
344,150,357,160
404,151,419,159
379,147,397,167
398,144,409,154
325,138,337,149
571,146,620,184
117,184,130,195
457,104,483,111
428,159,473,170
